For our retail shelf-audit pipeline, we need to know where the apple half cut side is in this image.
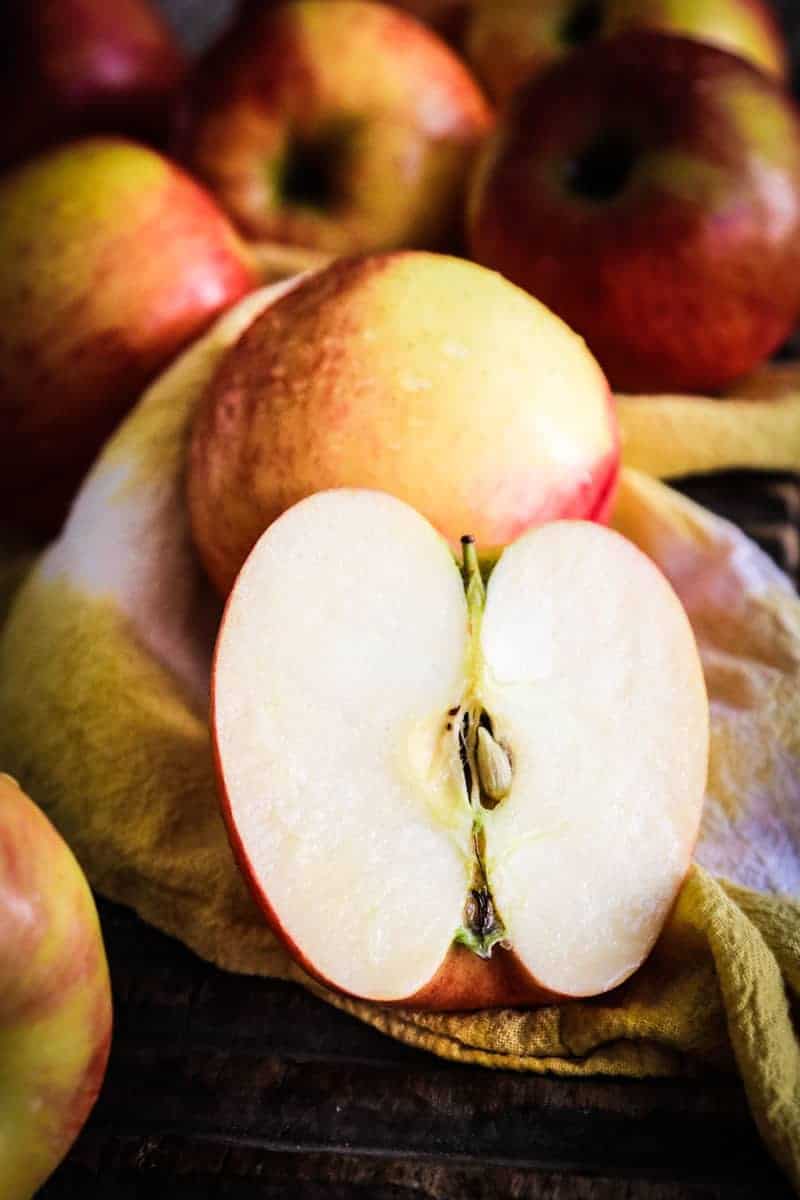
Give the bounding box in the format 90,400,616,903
212,490,708,1009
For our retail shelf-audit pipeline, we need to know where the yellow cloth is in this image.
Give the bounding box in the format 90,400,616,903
0,289,798,1191
618,361,800,479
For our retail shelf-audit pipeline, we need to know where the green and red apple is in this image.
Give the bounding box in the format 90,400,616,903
462,0,788,104
187,251,618,595
0,0,186,169
178,0,493,255
213,489,709,1007
468,32,800,394
0,137,258,534
0,773,112,1198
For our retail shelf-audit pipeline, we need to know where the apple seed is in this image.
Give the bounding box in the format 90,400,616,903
476,725,512,805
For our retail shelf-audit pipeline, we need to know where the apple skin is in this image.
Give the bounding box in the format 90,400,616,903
468,32,800,395
178,0,493,255
0,0,187,170
246,0,473,41
0,774,112,1199
463,0,788,105
0,137,258,536
187,251,618,595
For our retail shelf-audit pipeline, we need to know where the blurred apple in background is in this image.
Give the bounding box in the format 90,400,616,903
460,0,787,104
468,32,800,395
178,0,493,255
241,0,473,53
187,251,618,595
0,773,112,1200
0,0,187,170
0,138,258,536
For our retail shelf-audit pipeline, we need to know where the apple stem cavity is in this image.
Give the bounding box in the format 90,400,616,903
561,1,605,47
565,130,639,203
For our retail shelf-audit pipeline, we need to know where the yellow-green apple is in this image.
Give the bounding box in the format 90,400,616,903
178,0,493,255
0,773,112,1198
0,0,186,170
0,137,258,535
212,489,708,1007
187,251,618,595
468,32,800,395
462,0,788,104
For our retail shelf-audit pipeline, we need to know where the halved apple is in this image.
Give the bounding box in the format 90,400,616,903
212,490,708,1009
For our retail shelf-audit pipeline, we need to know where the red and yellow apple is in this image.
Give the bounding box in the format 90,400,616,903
462,0,788,104
0,0,186,169
0,773,112,1198
178,0,493,255
212,489,709,1007
468,32,800,394
187,251,618,595
0,137,258,535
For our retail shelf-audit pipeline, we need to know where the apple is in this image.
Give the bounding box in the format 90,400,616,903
245,0,472,40
468,32,800,395
0,773,112,1198
461,0,788,104
0,137,258,535
178,0,493,255
212,489,708,1007
187,251,618,595
0,0,187,170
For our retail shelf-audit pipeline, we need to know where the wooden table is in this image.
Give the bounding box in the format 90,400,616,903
37,472,799,1200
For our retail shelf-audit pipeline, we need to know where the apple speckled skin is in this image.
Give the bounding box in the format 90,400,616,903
178,0,493,255
0,137,257,534
187,252,618,596
0,0,186,169
463,0,788,104
469,32,800,395
0,774,112,1200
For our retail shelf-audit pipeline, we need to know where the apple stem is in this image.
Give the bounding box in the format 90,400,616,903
461,535,485,610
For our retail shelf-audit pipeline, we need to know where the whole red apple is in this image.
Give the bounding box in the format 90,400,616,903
0,773,112,1199
0,137,258,535
0,0,187,170
468,32,800,395
462,0,788,104
179,0,493,255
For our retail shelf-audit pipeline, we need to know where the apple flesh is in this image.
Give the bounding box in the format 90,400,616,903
0,0,186,169
468,32,800,394
0,137,257,535
178,0,493,255
213,489,708,1007
0,773,112,1198
188,251,618,595
462,0,788,104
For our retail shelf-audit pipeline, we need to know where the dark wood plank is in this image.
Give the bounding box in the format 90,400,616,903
39,1141,795,1200
38,895,794,1199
